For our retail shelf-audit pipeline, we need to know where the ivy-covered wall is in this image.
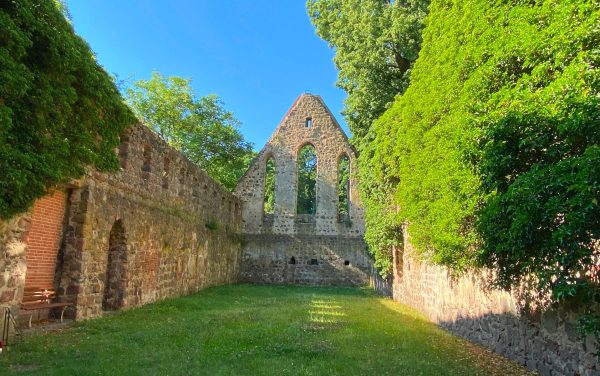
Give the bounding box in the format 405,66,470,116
0,0,135,220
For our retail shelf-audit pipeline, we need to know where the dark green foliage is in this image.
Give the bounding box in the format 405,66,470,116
0,0,135,219
338,155,350,218
297,145,317,214
264,157,276,214
474,0,600,330
204,220,219,230
126,72,255,190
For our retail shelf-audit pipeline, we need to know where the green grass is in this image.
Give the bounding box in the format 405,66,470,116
1,284,532,375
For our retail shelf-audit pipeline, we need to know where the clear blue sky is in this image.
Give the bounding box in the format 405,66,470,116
65,0,347,150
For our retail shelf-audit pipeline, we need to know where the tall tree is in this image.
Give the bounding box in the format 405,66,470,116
125,72,254,190
0,0,135,219
307,0,429,147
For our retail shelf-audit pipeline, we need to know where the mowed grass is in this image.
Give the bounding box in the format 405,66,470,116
1,284,532,375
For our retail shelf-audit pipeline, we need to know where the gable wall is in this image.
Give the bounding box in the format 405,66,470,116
235,94,373,286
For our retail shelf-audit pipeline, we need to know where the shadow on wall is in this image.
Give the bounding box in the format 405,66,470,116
393,245,600,376
438,312,598,376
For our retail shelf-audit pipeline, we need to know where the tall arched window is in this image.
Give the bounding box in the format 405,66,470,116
103,219,127,311
264,157,276,215
297,144,317,214
338,154,350,220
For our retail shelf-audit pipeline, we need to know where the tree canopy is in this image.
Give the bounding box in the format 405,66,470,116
307,0,429,148
125,72,255,190
308,0,429,271
0,0,135,219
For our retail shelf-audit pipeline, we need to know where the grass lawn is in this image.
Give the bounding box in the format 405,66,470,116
0,284,533,375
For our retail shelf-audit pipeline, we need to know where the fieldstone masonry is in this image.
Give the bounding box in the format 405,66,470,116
0,214,29,322
54,124,242,319
235,94,372,285
1,122,242,324
393,228,599,376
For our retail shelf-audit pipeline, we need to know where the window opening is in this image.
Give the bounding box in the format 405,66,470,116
338,154,350,221
264,157,276,215
297,145,317,214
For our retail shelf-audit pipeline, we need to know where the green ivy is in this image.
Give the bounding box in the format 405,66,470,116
361,0,599,285
0,0,135,219
359,0,599,342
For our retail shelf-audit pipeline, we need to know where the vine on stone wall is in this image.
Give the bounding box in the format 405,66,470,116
0,0,135,219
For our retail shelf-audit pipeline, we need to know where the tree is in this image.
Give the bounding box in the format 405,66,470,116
307,0,429,148
0,0,135,219
125,72,254,190
337,155,350,218
474,1,600,318
308,0,429,273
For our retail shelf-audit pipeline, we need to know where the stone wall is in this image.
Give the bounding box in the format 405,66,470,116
235,94,373,286
55,124,242,319
0,213,29,323
240,235,371,286
393,229,599,376
1,122,243,324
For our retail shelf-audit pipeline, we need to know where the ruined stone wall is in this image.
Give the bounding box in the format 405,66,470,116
54,123,242,319
393,229,598,376
1,123,242,324
0,213,29,323
235,94,372,286
241,235,371,285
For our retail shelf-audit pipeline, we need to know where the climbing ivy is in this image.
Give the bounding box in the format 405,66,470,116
361,0,599,297
0,0,135,219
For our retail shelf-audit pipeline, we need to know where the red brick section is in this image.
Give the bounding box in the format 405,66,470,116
23,191,67,290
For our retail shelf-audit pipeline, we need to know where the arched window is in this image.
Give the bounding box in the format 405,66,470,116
103,219,127,311
264,157,276,215
338,154,350,221
297,144,317,214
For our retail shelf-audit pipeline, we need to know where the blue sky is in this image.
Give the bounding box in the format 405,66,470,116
65,0,347,150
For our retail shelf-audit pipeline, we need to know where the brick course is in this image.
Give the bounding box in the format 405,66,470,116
23,191,66,290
